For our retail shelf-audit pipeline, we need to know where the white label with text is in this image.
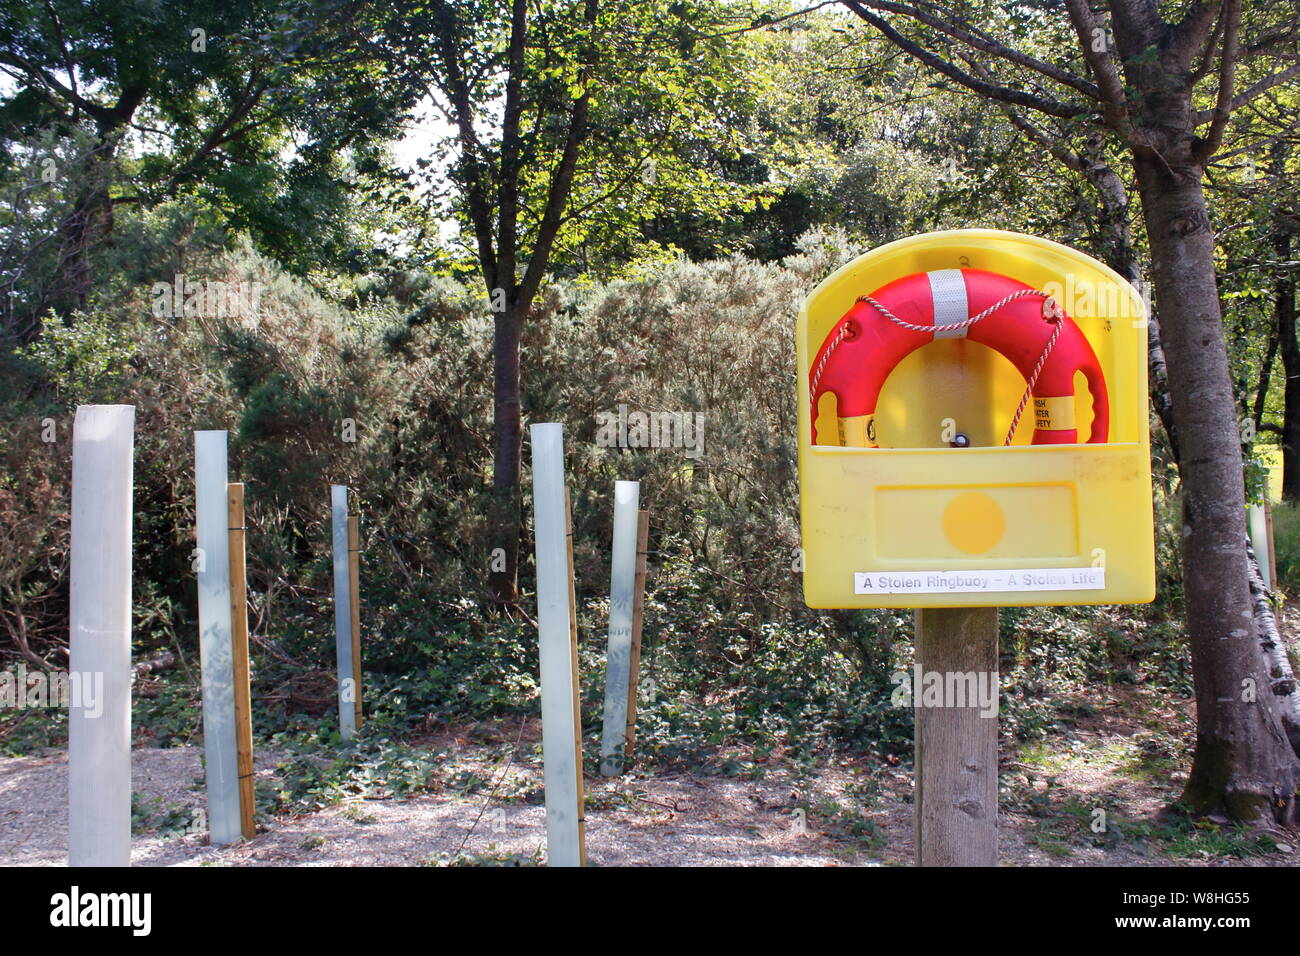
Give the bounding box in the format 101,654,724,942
854,567,1105,594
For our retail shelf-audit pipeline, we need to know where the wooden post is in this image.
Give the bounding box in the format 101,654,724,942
227,484,256,840
330,485,357,739
69,405,135,867
914,607,999,867
347,514,363,730
600,480,640,776
194,431,241,846
530,422,586,867
624,510,650,761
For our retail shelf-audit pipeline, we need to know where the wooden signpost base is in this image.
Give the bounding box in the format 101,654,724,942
914,606,999,867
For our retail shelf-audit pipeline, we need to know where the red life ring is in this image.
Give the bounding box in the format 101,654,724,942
809,268,1109,447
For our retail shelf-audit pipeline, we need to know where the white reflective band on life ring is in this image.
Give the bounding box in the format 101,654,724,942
928,269,969,339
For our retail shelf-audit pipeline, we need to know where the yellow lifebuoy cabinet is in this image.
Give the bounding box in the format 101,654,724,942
796,229,1155,609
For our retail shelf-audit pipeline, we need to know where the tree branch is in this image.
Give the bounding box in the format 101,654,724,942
1191,63,1300,126
0,50,106,123
1194,0,1241,162
1062,0,1132,136
496,0,529,300
1172,0,1228,63
850,0,1100,100
962,54,1085,170
429,0,500,289
840,1,1093,119
1190,3,1227,82
517,0,599,309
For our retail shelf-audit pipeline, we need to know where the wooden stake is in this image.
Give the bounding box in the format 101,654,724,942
347,514,363,730
914,607,998,867
565,489,587,863
227,483,256,840
624,510,650,760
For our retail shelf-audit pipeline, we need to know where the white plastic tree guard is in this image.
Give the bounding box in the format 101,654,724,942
194,430,242,846
600,480,640,776
1248,504,1274,591
530,423,585,866
330,484,357,739
68,405,136,867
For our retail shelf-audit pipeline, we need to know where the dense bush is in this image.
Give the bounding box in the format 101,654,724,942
0,207,1196,761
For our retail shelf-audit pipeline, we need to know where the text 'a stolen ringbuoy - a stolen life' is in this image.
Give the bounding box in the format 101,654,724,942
853,568,1105,595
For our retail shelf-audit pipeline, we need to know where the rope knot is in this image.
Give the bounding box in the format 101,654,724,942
1041,296,1064,323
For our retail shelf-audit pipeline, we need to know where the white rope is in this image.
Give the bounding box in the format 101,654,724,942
860,287,1049,335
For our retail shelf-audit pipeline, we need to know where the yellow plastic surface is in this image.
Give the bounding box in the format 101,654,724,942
796,229,1155,608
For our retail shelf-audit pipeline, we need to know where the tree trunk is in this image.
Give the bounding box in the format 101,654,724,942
489,305,524,603
1276,232,1300,502
47,135,118,322
1133,152,1298,825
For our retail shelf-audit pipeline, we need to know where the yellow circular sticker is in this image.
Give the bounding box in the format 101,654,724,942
942,491,1007,554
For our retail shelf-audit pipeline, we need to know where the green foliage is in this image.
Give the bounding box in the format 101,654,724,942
0,213,1204,769
0,708,65,756
0,0,421,278
131,793,205,838
18,309,137,405
1270,501,1300,596
135,683,204,750
801,786,885,849
1154,810,1280,860
268,732,448,814
1021,797,1278,861
998,604,1192,743
385,0,768,279
428,845,543,867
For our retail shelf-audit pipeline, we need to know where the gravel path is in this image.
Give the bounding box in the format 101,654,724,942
3,730,1296,866
2,744,868,866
